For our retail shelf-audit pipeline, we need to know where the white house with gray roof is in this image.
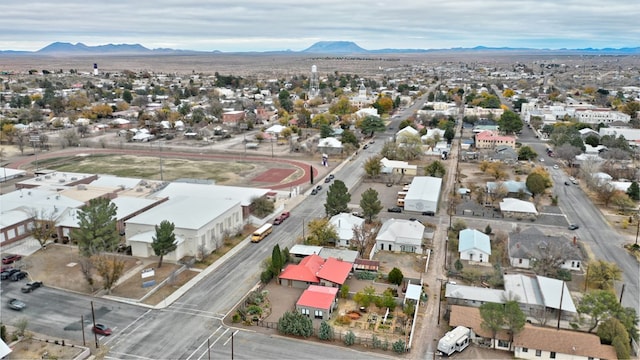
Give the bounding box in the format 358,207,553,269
458,229,491,263
508,227,583,271
329,213,364,247
376,219,424,254
446,274,576,322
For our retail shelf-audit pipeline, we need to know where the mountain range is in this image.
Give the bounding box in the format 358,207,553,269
1,41,639,56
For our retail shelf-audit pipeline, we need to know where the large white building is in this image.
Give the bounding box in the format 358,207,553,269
403,176,442,213
574,108,630,125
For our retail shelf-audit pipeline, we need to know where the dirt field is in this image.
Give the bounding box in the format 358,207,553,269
5,337,85,360
24,244,140,294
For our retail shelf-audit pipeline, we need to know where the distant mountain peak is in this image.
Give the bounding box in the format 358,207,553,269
302,41,368,54
37,42,151,55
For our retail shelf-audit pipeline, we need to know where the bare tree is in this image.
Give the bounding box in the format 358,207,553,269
555,144,582,167
27,208,58,248
351,223,376,257
530,241,569,278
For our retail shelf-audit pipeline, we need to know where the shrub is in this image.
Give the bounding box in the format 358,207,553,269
335,315,352,326
344,330,356,346
340,285,349,299
247,305,262,315
260,269,274,284
372,334,382,349
231,313,241,323
388,267,404,286
318,321,333,341
277,311,313,338
392,340,406,353
355,271,377,280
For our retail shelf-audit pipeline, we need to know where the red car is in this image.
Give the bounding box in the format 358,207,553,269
93,324,112,336
273,212,291,225
2,254,22,265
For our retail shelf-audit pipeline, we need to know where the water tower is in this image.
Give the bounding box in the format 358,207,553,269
309,65,319,98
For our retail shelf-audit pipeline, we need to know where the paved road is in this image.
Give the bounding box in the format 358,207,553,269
518,122,639,314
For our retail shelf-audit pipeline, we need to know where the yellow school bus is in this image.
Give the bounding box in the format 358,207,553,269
251,223,273,243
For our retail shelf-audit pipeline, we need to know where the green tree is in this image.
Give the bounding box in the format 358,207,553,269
525,173,547,198
305,218,338,246
364,156,382,178
597,317,628,345
586,260,622,291
584,134,600,147
612,334,631,360
626,181,640,201
358,115,386,136
318,321,333,341
341,129,358,147
480,302,504,348
277,311,313,338
251,196,275,218
320,124,333,138
152,220,177,268
271,244,284,275
324,180,351,217
503,301,526,344
388,267,404,286
424,160,446,178
353,286,376,307
278,90,293,112
72,197,119,257
360,188,383,223
498,110,523,134
577,290,620,333
122,89,133,104
517,145,537,161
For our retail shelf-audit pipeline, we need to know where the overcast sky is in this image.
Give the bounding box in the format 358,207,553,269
2,0,638,52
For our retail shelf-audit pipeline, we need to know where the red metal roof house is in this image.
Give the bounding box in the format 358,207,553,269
295,285,339,320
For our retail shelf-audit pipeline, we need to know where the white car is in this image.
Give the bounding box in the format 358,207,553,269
553,165,559,169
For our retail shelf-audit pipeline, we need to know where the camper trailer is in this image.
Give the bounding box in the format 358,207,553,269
437,326,471,356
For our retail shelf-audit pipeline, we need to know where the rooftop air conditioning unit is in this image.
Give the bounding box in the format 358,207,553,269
70,177,77,181
35,177,42,181
58,179,65,183
45,175,51,179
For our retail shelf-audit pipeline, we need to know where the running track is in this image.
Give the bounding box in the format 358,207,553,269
7,148,318,190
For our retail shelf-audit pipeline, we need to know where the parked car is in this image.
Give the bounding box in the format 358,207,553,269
8,298,26,311
328,174,335,180
387,207,402,213
1,269,20,280
564,181,571,186
2,254,22,264
315,185,322,191
568,224,580,230
273,217,283,225
324,177,332,183
363,144,369,150
311,189,318,195
280,212,290,220
93,324,112,336
21,281,43,293
553,164,559,169
422,211,435,216
10,271,28,281
1,265,13,272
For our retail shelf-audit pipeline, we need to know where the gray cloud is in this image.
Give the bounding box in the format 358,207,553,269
1,0,638,51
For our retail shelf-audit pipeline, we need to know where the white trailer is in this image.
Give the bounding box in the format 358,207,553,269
437,326,471,356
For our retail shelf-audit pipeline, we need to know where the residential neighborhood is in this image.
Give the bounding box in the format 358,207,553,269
0,51,639,360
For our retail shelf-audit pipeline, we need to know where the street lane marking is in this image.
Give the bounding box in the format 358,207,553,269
185,325,224,360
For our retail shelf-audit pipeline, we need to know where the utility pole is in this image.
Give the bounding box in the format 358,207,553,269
557,282,564,330
81,315,86,346
91,301,98,348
